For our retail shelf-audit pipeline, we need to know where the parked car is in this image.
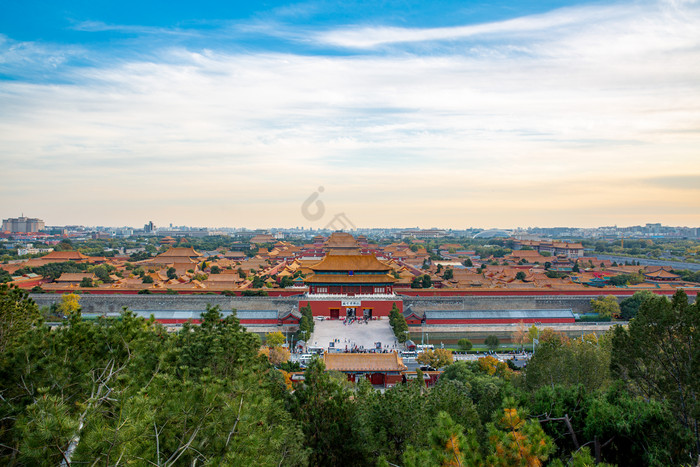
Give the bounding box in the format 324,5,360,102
299,354,314,364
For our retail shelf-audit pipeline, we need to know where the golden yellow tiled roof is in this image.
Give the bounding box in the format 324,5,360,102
324,352,407,372
310,254,392,272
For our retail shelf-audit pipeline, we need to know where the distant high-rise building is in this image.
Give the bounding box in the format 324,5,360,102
2,216,45,233
144,221,155,233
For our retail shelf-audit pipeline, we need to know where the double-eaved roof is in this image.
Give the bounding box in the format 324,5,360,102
324,232,361,254
150,247,202,265
309,254,392,272
55,272,97,282
305,254,396,285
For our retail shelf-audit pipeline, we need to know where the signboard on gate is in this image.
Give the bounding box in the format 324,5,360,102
341,299,361,307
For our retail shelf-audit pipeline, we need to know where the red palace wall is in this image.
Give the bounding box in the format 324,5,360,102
398,289,699,298
425,317,575,325
298,299,403,319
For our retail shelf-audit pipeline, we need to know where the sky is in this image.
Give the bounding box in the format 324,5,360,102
1,0,699,230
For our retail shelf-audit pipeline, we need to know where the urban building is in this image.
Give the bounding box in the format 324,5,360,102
2,216,45,233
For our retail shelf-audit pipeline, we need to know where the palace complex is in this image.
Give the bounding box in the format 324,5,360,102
5,231,700,331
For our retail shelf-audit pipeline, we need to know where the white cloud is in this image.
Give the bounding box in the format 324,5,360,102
1,0,699,227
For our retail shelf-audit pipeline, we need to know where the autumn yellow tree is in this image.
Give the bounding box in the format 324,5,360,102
590,295,620,319
477,356,513,379
279,370,294,391
268,346,291,366
265,331,285,347
528,325,539,343
57,293,81,317
539,328,569,345
259,329,291,367
512,321,530,351
417,349,453,369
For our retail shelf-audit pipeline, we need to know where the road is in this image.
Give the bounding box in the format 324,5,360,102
594,254,700,271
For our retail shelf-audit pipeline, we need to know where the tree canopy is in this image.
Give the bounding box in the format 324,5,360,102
611,289,700,460
2,288,700,466
0,304,308,465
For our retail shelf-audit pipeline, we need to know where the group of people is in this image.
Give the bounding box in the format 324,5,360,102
341,346,395,354
343,316,370,325
324,337,401,354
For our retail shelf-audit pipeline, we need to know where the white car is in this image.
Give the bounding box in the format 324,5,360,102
299,354,314,363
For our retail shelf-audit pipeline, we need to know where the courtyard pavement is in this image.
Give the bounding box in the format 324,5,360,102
307,319,400,352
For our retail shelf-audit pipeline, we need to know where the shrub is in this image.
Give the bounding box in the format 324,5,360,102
458,338,472,351
485,335,500,351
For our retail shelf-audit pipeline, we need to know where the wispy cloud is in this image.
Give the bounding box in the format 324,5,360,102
71,20,202,38
0,35,85,77
312,4,619,49
645,175,700,190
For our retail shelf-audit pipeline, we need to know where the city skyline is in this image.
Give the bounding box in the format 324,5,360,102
2,214,698,235
2,0,700,228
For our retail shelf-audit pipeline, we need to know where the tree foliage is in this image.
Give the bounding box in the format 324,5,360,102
0,304,308,466
297,304,314,340
458,338,472,351
3,280,700,465
265,331,285,347
512,321,530,351
618,290,655,320
389,303,409,343
608,273,644,286
590,295,620,319
0,284,41,355
290,359,361,466
485,404,554,466
611,290,700,460
57,293,81,317
528,383,688,466
485,335,500,351
15,261,89,281
79,276,94,287
417,348,454,369
525,331,610,392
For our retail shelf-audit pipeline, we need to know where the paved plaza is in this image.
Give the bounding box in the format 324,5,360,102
308,319,400,352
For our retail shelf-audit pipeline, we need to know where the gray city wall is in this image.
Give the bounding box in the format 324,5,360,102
401,295,597,314
30,291,695,318
30,294,299,314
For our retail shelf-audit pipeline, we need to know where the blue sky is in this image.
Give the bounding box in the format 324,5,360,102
1,0,699,229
